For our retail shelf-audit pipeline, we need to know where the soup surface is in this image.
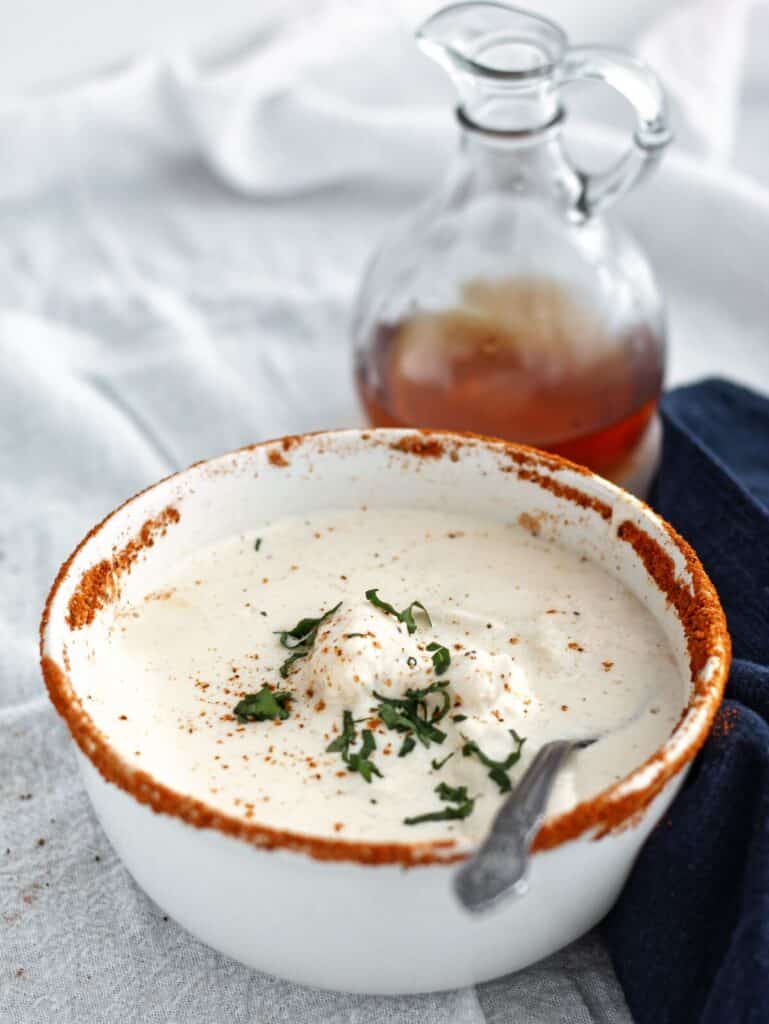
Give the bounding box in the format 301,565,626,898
90,507,685,846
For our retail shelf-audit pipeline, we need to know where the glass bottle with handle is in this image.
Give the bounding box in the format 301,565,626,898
352,1,672,489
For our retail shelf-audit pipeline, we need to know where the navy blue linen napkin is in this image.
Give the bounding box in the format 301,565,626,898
604,379,769,1024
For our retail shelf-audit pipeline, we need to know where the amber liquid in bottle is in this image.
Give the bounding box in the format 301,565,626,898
357,278,663,481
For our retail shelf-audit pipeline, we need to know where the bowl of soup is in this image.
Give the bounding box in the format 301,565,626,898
40,429,729,993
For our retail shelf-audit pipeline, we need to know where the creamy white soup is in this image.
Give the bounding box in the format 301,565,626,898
91,507,685,847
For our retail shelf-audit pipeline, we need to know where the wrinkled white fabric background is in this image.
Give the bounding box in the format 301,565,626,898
2,2,769,1021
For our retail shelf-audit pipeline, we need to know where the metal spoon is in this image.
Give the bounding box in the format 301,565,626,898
453,737,596,913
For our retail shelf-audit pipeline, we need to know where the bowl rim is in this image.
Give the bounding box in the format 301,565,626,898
40,427,731,867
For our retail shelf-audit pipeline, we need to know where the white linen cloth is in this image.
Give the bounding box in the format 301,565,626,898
2,2,767,1021
638,0,754,162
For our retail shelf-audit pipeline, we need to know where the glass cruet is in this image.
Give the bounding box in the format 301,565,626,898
351,1,672,487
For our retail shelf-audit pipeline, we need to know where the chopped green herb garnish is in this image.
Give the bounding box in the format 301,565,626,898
435,781,468,803
399,601,431,635
373,679,451,751
404,782,476,825
403,806,469,825
431,751,455,771
326,712,382,783
234,684,292,723
326,710,357,757
398,735,417,758
426,641,451,675
345,632,368,639
462,729,526,793
365,589,431,635
345,729,382,783
276,601,342,678
253,537,262,551
452,714,468,723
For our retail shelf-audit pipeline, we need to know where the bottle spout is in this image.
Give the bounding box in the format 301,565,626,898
416,2,567,131
416,2,567,80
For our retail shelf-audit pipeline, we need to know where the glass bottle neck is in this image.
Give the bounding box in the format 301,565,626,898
458,79,561,134
452,106,583,215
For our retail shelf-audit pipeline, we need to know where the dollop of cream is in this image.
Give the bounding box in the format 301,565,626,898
296,602,539,729
295,603,424,705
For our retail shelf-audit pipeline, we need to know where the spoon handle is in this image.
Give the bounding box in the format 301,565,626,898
453,739,580,913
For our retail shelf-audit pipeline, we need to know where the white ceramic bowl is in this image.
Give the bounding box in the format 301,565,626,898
40,429,729,994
